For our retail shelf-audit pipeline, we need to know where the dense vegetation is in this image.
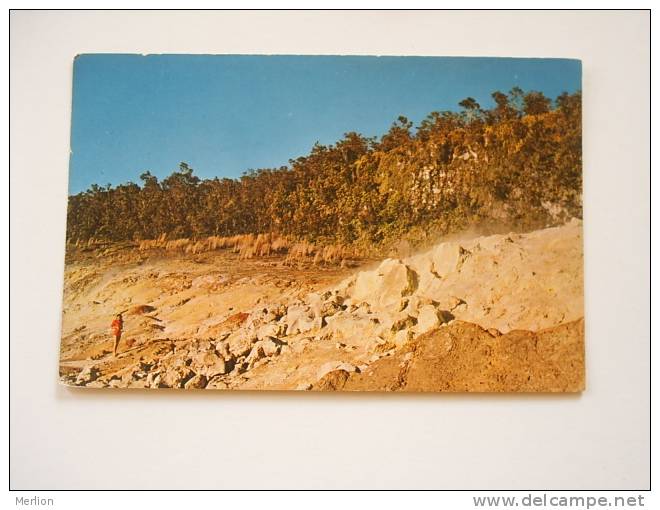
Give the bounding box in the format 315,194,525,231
66,88,581,250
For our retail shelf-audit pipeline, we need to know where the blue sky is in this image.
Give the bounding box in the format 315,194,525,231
69,55,581,194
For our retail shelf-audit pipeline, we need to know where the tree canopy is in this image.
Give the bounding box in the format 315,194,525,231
66,88,582,249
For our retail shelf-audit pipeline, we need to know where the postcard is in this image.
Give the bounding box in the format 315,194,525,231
60,55,583,391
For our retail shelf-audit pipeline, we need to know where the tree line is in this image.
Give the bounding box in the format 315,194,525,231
66,87,582,249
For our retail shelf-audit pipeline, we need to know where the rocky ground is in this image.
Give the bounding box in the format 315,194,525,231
59,219,585,392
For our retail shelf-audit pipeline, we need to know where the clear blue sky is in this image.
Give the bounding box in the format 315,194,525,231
69,55,581,194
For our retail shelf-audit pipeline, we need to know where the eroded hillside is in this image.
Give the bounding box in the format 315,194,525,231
60,219,584,392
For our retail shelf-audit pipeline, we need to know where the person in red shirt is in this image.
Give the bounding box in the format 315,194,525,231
111,313,123,357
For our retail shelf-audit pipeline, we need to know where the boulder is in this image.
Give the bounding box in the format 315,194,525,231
192,339,213,353
334,276,356,297
184,374,208,389
245,344,266,369
256,323,282,341
407,244,470,302
320,297,344,317
205,376,228,390
190,349,233,377
392,328,413,346
226,330,256,358
257,337,283,357
145,372,162,388
351,259,418,313
306,292,324,319
401,295,437,317
121,370,135,384
215,341,231,359
159,366,195,388
414,305,455,336
285,304,316,335
324,313,377,343
76,366,100,386
416,305,441,335
431,243,470,277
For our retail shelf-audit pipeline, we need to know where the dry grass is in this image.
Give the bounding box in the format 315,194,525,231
286,241,359,266
133,232,362,266
69,237,110,250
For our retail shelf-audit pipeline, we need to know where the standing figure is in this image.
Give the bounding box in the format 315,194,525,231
111,313,123,357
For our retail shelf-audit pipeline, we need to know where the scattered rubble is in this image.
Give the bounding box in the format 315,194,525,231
60,220,584,391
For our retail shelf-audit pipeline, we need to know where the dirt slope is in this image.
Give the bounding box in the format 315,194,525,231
330,319,584,392
60,219,584,391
